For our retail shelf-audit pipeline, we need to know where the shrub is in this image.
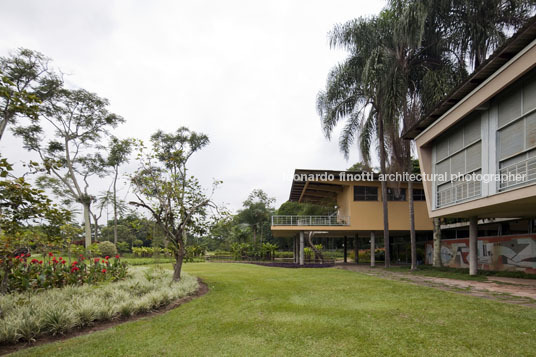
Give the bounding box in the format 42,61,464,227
3,252,127,293
0,267,198,345
116,241,131,253
98,241,117,257
132,247,172,257
132,239,144,247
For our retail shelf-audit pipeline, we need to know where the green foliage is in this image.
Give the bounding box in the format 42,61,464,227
3,252,127,293
132,247,172,258
98,241,117,257
0,267,198,345
116,241,131,253
229,242,279,261
276,201,333,216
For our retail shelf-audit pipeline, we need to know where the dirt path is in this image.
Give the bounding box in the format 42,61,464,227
337,264,536,308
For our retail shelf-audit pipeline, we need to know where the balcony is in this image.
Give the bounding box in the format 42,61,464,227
271,215,350,226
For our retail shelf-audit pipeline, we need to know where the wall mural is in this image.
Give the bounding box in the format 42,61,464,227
425,235,536,273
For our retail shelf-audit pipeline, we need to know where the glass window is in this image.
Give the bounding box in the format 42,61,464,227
413,188,426,201
354,186,378,201
387,188,406,201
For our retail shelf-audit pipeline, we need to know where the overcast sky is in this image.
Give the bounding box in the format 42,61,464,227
1,0,385,213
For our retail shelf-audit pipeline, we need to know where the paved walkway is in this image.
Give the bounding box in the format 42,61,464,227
337,264,536,308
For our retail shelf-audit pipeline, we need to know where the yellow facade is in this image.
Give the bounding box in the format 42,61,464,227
271,177,433,237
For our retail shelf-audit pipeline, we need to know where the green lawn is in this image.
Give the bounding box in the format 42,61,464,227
14,263,536,356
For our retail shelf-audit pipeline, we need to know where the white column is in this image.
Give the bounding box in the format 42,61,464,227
469,217,478,276
299,231,305,266
370,231,375,267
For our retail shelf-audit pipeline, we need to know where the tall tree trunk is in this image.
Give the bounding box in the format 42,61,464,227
433,218,442,267
172,238,185,282
408,179,417,270
83,202,92,248
378,116,390,268
252,229,257,245
113,168,119,245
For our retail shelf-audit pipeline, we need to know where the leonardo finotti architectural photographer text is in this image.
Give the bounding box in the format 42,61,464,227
293,171,527,184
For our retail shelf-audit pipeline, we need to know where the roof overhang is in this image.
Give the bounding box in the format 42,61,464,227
403,15,536,140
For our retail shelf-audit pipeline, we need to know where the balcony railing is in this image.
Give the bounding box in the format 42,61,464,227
498,156,536,191
436,179,481,208
271,215,350,226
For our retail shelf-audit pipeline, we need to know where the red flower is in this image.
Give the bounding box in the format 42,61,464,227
115,255,120,259
19,253,25,258
105,256,109,260
14,255,19,259
48,252,53,257
71,266,80,272
94,258,100,263
31,259,39,264
101,269,107,273
61,260,66,264
72,261,78,266
39,260,43,264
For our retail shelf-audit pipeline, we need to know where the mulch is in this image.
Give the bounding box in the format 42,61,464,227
0,278,209,356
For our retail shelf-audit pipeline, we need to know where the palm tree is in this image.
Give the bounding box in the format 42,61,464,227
318,14,401,268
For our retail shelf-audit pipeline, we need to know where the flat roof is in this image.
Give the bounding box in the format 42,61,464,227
403,15,536,140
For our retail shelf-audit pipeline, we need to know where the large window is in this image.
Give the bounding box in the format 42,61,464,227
413,188,426,201
434,114,482,208
386,187,406,201
354,186,378,201
497,70,536,190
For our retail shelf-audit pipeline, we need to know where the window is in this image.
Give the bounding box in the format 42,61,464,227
387,188,406,201
354,186,378,201
497,69,536,190
433,114,482,208
413,189,426,201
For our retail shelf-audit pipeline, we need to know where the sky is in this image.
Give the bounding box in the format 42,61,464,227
0,0,386,213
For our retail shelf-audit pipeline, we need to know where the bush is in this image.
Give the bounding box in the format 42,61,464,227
116,241,131,254
132,239,144,247
98,241,117,257
132,247,172,257
0,267,198,344
3,252,127,293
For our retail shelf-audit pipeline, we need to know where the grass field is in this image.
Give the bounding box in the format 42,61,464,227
14,263,536,356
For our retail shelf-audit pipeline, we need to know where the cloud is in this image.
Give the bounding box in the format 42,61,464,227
0,0,385,212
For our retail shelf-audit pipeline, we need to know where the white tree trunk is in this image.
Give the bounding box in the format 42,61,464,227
83,203,92,248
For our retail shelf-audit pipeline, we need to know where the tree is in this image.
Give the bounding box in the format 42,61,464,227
14,88,124,248
237,189,275,244
0,157,70,292
0,48,62,141
130,127,219,281
106,137,133,245
318,14,400,267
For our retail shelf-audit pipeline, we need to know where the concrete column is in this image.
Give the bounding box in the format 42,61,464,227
469,216,478,276
343,236,348,263
370,231,375,267
433,218,442,267
354,235,359,264
299,231,304,266
293,236,297,263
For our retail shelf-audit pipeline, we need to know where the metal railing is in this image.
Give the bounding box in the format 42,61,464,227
436,180,481,208
498,156,536,191
271,215,350,226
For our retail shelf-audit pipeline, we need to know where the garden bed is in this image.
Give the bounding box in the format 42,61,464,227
0,266,201,351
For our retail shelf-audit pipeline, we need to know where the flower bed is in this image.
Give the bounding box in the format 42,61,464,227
4,253,127,293
0,266,198,344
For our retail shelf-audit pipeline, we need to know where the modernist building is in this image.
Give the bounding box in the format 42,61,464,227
403,17,536,274
271,169,433,265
